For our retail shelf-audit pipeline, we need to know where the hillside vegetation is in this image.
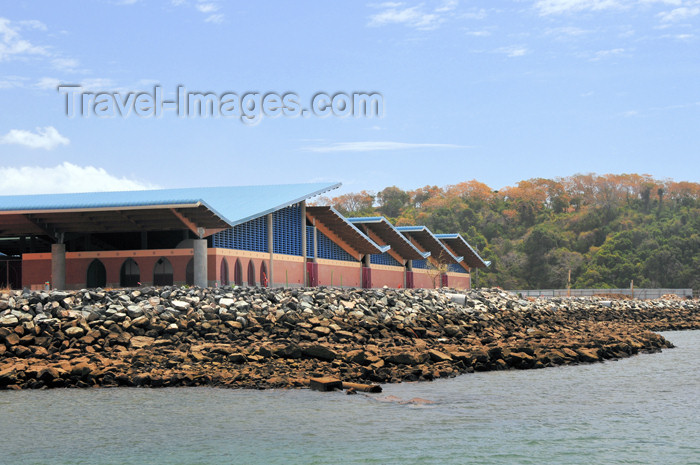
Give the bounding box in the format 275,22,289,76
317,174,700,290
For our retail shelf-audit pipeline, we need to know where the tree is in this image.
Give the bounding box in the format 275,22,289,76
376,186,409,218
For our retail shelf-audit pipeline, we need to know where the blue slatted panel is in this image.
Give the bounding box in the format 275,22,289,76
370,252,401,267
412,259,428,269
317,230,356,262
306,226,315,258
212,215,268,252
448,263,468,273
273,204,302,256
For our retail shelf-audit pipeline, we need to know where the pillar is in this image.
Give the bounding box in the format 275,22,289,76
301,202,307,287
51,243,66,290
267,213,274,287
312,219,318,263
193,239,208,288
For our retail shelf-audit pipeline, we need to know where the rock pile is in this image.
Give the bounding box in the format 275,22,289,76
1,286,698,391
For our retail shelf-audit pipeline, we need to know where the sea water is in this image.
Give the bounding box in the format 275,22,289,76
1,330,698,465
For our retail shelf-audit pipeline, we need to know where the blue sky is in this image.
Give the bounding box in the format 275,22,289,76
1,0,698,196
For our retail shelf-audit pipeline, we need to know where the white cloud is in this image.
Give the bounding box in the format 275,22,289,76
658,6,700,21
302,141,469,153
35,77,61,90
535,0,628,15
591,47,626,59
172,0,225,23
205,14,225,23
17,20,47,31
52,57,81,72
0,162,157,195
0,126,70,150
496,45,529,57
196,3,219,13
0,17,49,61
368,1,458,30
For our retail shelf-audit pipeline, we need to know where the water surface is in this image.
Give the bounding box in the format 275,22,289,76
1,330,698,465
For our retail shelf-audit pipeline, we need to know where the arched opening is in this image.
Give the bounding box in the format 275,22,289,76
260,261,268,287
86,259,106,288
185,258,194,286
233,259,243,286
119,258,140,288
220,258,229,286
247,260,256,286
153,257,174,286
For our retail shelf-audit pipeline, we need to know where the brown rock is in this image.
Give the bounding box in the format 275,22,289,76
301,344,337,361
385,352,428,366
428,349,453,363
130,336,155,349
3,332,19,346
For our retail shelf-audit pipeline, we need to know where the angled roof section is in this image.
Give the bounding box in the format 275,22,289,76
0,183,340,238
395,226,463,264
434,233,490,269
347,217,429,261
306,206,387,261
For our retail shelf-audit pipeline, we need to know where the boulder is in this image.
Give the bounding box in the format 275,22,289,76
301,344,337,361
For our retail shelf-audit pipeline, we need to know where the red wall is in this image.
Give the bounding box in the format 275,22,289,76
370,266,405,288
412,269,438,289
316,259,361,287
446,273,471,290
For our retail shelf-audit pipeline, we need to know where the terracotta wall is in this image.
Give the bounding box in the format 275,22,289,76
316,258,361,287
370,265,405,288
22,248,464,290
412,269,438,289
446,272,471,290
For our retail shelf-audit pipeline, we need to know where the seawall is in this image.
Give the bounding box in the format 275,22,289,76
1,287,698,390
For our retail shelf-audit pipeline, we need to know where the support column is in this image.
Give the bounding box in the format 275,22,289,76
193,239,208,288
267,213,274,287
312,219,318,263
301,202,307,287
51,243,66,290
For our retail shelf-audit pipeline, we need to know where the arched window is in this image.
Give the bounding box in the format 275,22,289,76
185,258,194,286
153,257,174,286
247,260,256,286
220,258,229,286
233,259,243,286
120,258,140,288
260,261,268,287
86,259,106,288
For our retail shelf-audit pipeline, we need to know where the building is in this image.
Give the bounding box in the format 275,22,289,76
0,182,488,290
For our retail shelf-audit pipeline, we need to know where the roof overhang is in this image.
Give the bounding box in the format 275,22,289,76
434,233,490,269
0,204,229,238
395,226,463,264
306,206,387,261
347,217,428,261
0,182,342,242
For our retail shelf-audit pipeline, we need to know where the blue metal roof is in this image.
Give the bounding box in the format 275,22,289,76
395,226,463,264
434,233,490,268
347,216,429,259
0,182,341,227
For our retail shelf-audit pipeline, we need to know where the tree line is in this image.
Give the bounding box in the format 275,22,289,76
316,174,700,290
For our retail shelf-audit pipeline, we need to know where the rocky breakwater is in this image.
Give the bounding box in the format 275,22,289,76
1,287,698,391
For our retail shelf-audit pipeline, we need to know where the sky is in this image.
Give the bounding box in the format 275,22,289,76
1,0,699,197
